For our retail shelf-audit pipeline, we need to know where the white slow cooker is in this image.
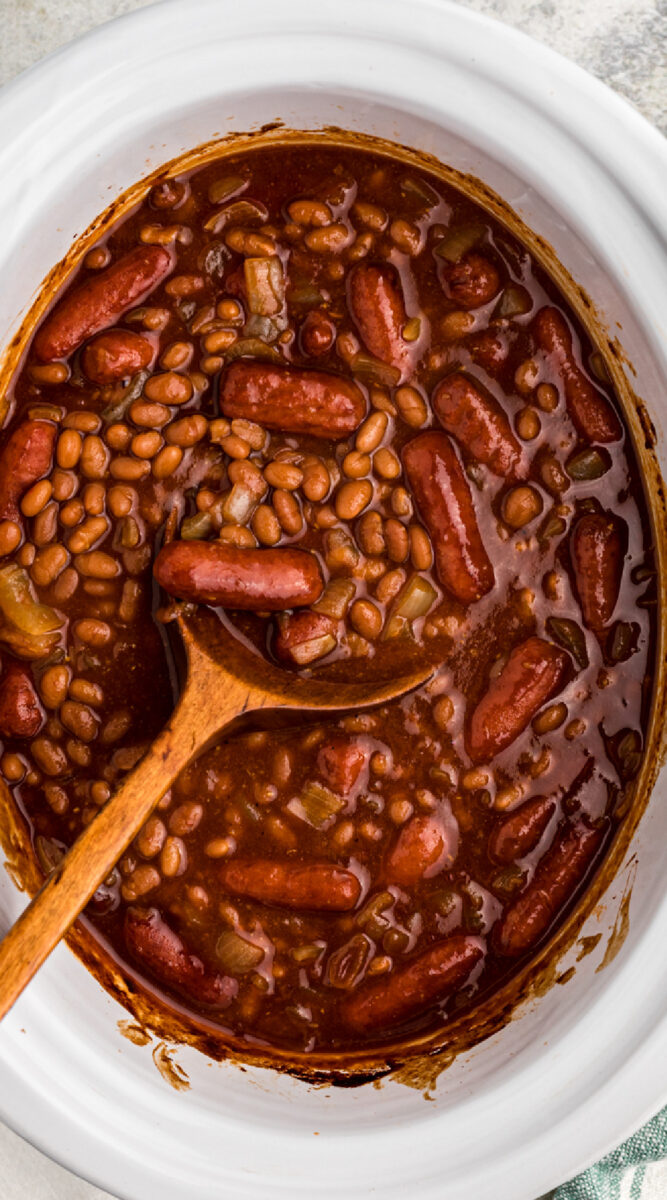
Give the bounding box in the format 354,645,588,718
0,2,665,1198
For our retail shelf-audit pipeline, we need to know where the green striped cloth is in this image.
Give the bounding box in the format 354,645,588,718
550,1108,667,1199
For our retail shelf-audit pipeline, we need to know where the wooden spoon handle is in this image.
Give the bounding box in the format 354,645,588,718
0,663,253,1021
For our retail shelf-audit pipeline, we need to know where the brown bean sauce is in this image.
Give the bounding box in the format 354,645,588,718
0,142,656,1055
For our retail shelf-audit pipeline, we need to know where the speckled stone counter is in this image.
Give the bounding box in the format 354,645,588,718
0,2,664,1198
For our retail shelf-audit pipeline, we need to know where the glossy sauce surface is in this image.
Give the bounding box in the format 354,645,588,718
0,142,656,1054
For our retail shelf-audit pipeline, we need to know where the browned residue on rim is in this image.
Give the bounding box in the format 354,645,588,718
118,1019,152,1047
576,933,602,962
152,1042,190,1091
0,126,665,1094
596,861,637,973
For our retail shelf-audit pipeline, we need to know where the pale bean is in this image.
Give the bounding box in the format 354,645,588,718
136,816,167,859
74,550,120,579
273,489,303,535
536,383,559,412
74,618,112,646
461,768,490,791
335,479,372,520
82,483,106,515
90,780,111,805
227,458,265,490
395,385,428,428
52,567,79,603
288,198,332,226
31,737,68,777
263,461,303,490
374,447,401,480
30,363,68,385
502,485,543,529
533,702,568,734
80,435,110,479
169,802,203,836
152,445,183,478
69,678,104,706
63,411,101,433
433,695,454,729
32,502,58,546
390,218,422,255
352,201,387,231
110,457,151,482
304,223,349,254
252,504,281,546
357,510,385,556
350,599,383,640
342,450,371,479
107,484,136,517
144,372,193,406
515,359,540,395
105,424,132,452
165,415,208,447
101,710,131,744
219,433,250,460
67,516,109,554
31,543,69,587
51,469,78,501
161,835,187,877
205,838,235,859
39,664,71,709
302,460,331,502
59,499,84,528
375,568,406,605
56,429,82,469
204,329,237,354
225,228,276,256
218,524,257,548
408,525,432,570
356,411,388,453
17,543,35,568
516,406,541,441
208,417,231,443
121,865,161,902
118,578,143,623
384,517,409,562
160,341,192,370
0,520,21,556
60,700,99,743
21,480,52,518
129,400,171,428
2,753,27,783
132,430,163,459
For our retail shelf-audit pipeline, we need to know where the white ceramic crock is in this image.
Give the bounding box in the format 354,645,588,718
0,2,666,1198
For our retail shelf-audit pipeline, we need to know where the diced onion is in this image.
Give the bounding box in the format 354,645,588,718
286,781,345,829
434,222,485,264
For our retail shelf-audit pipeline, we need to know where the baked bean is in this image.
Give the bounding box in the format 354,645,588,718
165,415,208,447
121,865,161,902
105,424,132,452
341,451,370,479
136,816,167,858
129,400,171,428
536,383,559,412
144,372,193,406
82,483,106,515
252,505,281,546
131,430,163,459
31,736,68,776
356,411,388,453
502,486,543,529
110,457,151,482
51,469,78,501
52,566,79,603
160,340,193,369
60,700,99,743
302,460,331,502
74,550,120,579
80,436,110,479
30,543,68,587
357,510,385,556
152,445,183,478
273,489,303,536
304,223,350,254
373,447,401,479
384,517,409,563
63,411,101,433
67,515,109,554
335,479,372,520
161,835,188,877
263,461,303,490
69,678,104,706
21,479,52,518
409,524,433,570
350,599,383,640
375,567,406,605
226,228,276,256
516,406,541,441
0,520,21,557
288,198,332,226
57,429,83,469
107,484,136,517
74,618,112,646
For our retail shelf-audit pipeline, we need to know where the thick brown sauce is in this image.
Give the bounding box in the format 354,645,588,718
0,142,656,1056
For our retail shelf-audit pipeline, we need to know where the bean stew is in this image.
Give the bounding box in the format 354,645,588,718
0,140,656,1056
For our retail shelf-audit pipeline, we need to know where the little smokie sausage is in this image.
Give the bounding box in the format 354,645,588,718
432,371,525,478
220,361,365,439
0,661,44,738
531,307,621,443
342,935,484,1033
466,636,571,762
494,820,604,956
386,815,452,887
81,328,154,384
154,541,324,610
0,420,56,521
440,252,500,309
316,736,366,796
219,860,362,911
571,512,625,632
33,245,173,362
488,796,556,865
403,431,494,604
125,906,237,1007
348,263,414,378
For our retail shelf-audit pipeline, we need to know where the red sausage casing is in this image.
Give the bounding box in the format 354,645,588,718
439,252,501,310
348,263,414,378
488,796,556,865
33,245,173,362
220,860,362,911
403,431,494,605
154,541,324,610
432,371,525,479
0,661,44,738
495,820,604,956
571,512,626,632
220,361,366,439
0,420,57,521
342,935,484,1033
466,636,570,762
81,328,154,383
531,307,621,443
125,906,237,1007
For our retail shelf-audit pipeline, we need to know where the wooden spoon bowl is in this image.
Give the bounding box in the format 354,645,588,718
0,606,431,1020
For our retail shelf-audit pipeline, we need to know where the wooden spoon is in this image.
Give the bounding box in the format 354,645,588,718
0,606,431,1020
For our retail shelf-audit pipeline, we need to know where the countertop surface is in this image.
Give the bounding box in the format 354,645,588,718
0,1,664,1197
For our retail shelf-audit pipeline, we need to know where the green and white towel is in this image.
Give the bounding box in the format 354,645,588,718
551,1108,667,1199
